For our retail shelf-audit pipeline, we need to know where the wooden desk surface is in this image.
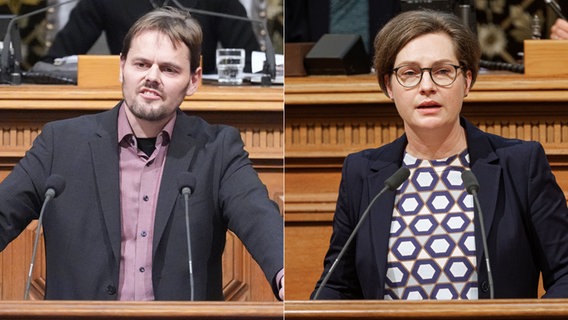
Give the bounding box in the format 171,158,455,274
0,301,283,319
285,299,568,319
284,72,568,105
0,83,283,111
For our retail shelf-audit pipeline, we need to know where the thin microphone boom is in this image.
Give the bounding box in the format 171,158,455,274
24,174,66,300
545,0,567,20
1,0,78,84
461,170,494,299
170,0,276,84
177,172,197,301
312,167,410,300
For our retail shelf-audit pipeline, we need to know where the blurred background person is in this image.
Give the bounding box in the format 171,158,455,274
284,0,400,70
41,0,261,74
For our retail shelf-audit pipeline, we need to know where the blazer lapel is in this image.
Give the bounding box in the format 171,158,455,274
463,118,501,268
152,111,198,256
470,162,500,265
89,105,122,262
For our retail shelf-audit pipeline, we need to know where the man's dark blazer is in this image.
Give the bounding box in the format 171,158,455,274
0,103,283,300
313,117,568,299
43,0,260,74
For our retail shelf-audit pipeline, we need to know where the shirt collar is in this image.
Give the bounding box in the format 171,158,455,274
117,101,176,145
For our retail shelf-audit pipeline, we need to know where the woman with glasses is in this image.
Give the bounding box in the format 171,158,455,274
312,9,568,300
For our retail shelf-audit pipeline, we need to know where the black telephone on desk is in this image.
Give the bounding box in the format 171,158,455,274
24,56,77,85
479,60,524,74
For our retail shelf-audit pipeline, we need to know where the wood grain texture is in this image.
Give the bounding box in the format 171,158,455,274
285,299,568,319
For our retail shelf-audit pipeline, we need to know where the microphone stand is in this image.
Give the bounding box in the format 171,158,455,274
312,167,410,300
462,170,494,299
1,0,78,84
546,0,567,20
177,172,197,300
469,185,494,299
24,174,66,300
181,186,195,301
171,0,276,85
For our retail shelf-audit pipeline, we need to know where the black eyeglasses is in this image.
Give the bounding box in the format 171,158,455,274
392,64,463,88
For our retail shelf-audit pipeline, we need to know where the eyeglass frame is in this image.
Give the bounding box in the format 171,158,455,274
391,64,464,88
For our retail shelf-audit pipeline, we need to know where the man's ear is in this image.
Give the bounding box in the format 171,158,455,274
186,67,202,96
119,55,125,83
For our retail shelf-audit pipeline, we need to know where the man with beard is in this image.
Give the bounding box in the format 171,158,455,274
0,7,283,301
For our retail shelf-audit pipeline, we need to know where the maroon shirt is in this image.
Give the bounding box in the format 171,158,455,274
116,103,176,300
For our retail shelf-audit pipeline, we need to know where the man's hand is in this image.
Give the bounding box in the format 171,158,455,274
551,18,568,39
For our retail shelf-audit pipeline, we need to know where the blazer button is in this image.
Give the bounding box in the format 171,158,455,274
480,281,489,293
106,285,117,295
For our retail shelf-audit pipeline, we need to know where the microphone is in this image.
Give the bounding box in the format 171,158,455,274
1,0,78,84
177,172,197,301
170,0,277,86
312,167,410,300
461,170,494,299
24,174,66,300
545,0,567,20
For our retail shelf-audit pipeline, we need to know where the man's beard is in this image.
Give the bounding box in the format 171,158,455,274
128,101,170,122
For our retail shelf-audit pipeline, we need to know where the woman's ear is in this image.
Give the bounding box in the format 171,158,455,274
384,74,394,100
464,69,473,97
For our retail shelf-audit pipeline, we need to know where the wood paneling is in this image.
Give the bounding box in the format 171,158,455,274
0,83,283,301
0,301,283,319
284,73,568,300
285,299,568,319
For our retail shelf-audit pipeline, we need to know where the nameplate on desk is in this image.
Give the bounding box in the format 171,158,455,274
524,40,568,77
77,55,121,88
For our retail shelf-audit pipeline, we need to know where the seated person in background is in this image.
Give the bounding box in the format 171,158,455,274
285,0,400,69
551,18,568,39
0,6,283,300
313,9,568,300
41,0,259,74
0,2,47,70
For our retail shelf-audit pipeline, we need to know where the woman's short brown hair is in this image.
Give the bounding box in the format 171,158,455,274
121,6,202,74
373,10,480,96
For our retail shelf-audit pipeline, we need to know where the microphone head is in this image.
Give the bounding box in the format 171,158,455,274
461,170,480,194
384,167,410,191
44,174,66,198
177,172,197,195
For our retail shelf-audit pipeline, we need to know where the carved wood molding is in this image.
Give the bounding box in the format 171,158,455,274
286,111,568,158
284,193,336,223
0,125,283,161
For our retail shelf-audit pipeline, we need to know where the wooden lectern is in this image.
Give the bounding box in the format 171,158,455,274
0,301,282,319
0,56,284,302
285,300,568,320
